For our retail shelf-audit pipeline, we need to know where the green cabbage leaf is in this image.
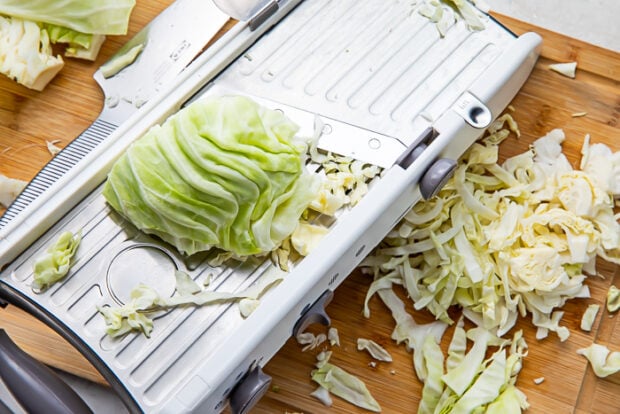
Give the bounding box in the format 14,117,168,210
577,343,620,378
0,0,135,35
104,95,320,257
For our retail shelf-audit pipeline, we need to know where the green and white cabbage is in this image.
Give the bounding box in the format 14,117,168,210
104,95,320,257
0,0,135,35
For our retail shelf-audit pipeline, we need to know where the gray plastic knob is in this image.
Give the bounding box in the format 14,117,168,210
292,290,334,337
420,158,457,200
229,366,272,414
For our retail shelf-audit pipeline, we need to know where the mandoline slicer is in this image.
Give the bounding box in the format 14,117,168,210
0,0,541,412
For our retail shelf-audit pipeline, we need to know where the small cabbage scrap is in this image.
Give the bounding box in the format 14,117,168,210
291,221,329,256
98,284,158,337
296,332,327,352
46,140,62,155
577,343,620,378
580,304,600,332
549,62,577,78
310,386,333,407
416,0,486,36
100,43,144,78
328,327,340,347
104,95,320,257
357,338,393,362
32,231,81,291
0,173,26,207
0,0,136,35
607,285,620,313
0,15,64,90
311,352,381,412
444,0,486,31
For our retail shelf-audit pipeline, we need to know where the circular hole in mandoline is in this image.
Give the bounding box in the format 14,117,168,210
468,105,491,128
322,123,333,135
368,137,381,150
106,244,178,306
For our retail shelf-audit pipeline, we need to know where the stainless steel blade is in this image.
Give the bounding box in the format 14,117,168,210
199,84,408,168
0,0,229,244
94,0,230,125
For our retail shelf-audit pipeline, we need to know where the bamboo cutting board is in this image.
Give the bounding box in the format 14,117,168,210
0,2,619,413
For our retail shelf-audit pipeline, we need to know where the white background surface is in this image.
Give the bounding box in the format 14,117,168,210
488,0,619,52
0,1,617,413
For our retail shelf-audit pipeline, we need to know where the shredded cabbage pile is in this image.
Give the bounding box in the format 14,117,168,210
104,95,320,257
362,125,620,342
416,0,487,37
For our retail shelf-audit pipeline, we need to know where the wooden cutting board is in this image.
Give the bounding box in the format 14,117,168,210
1,2,619,413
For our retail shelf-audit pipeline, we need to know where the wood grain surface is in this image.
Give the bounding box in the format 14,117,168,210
1,2,619,413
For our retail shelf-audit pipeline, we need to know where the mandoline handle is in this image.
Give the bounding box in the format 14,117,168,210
0,329,93,414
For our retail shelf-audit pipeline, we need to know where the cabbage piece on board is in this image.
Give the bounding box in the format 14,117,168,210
103,95,319,257
0,15,64,91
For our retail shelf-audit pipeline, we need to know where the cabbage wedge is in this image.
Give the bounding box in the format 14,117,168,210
104,95,319,257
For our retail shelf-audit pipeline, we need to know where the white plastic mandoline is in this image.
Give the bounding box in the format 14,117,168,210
0,0,541,412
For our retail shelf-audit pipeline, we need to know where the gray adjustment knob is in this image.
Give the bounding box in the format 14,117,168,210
229,366,272,414
292,290,334,337
420,158,457,200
